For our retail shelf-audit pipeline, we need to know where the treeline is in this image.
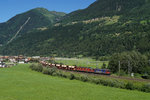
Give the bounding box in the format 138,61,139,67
108,51,150,78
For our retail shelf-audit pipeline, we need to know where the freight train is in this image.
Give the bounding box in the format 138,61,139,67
40,61,111,75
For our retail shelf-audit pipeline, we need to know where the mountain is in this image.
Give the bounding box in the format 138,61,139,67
0,8,65,45
1,0,150,57
61,0,148,23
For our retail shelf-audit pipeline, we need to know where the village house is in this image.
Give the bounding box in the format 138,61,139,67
0,61,7,68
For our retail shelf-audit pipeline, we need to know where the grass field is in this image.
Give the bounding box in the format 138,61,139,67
0,64,150,100
55,58,109,68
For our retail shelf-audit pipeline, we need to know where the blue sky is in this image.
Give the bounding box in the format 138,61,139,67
0,0,96,23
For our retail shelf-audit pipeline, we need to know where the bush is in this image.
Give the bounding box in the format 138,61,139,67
92,78,100,84
74,76,81,80
68,73,75,80
30,64,43,72
113,81,126,89
42,67,57,75
141,74,150,79
29,64,35,69
99,79,110,86
42,67,49,74
52,72,57,76
56,71,63,77
62,74,67,78
106,80,116,87
125,82,135,90
91,78,126,88
141,83,150,92
80,75,89,82
36,64,43,72
48,67,56,75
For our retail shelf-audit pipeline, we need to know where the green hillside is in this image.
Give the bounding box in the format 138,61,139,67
0,8,65,45
0,0,150,57
0,64,150,100
61,0,148,23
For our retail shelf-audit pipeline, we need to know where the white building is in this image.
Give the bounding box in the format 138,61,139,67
18,61,25,64
32,56,40,59
0,62,6,68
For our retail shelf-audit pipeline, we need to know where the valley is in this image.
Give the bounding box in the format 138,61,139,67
0,0,150,99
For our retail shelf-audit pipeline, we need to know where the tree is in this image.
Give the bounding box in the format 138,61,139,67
102,62,107,69
108,51,148,74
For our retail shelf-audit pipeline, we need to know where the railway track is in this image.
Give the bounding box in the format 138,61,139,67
41,61,150,82
61,69,150,82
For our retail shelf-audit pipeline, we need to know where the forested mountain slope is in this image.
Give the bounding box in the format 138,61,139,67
0,8,65,45
61,0,149,23
1,0,150,57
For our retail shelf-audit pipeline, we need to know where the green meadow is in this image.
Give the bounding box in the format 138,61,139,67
0,64,150,100
55,58,109,68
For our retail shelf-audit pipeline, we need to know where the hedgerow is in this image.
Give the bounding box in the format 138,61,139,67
30,64,150,93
